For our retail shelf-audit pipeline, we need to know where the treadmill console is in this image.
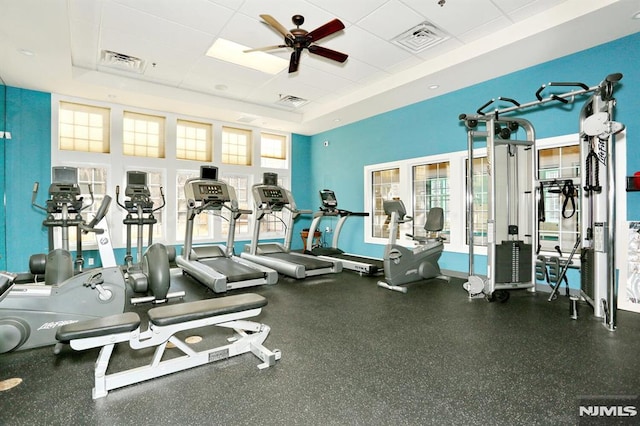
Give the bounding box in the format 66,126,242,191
319,189,338,211
185,179,231,203
259,187,287,203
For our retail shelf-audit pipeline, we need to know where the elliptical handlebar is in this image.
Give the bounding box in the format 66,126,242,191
152,187,166,213
81,195,112,234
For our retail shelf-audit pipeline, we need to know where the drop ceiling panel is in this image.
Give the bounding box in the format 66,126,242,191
239,0,337,32
456,15,513,43
306,0,389,24
400,0,503,37
99,3,214,55
325,25,413,71
110,0,234,36
306,56,388,85
357,0,428,41
2,0,634,136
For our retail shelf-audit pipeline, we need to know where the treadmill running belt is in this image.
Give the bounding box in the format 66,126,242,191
199,258,265,283
265,253,334,271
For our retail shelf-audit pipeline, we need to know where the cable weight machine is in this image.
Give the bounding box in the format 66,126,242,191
460,74,624,330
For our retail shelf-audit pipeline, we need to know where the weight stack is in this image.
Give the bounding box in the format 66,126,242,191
495,241,532,283
580,247,595,300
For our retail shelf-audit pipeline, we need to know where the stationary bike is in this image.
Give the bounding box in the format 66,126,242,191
377,199,447,293
115,171,184,304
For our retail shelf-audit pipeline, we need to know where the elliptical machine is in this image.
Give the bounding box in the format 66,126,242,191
0,167,127,353
30,166,96,279
115,171,183,304
377,199,447,293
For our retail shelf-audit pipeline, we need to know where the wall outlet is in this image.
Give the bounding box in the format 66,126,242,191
325,226,332,233
88,258,95,266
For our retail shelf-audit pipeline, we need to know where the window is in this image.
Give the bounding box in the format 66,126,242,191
466,157,489,246
124,170,165,244
53,96,291,250
176,171,211,242
63,166,108,250
259,176,287,235
59,102,110,153
538,144,580,253
261,132,287,168
123,111,165,158
221,174,251,235
413,162,450,239
176,119,212,161
371,168,400,239
222,126,251,165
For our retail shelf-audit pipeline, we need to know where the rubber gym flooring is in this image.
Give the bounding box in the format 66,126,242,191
1,270,639,425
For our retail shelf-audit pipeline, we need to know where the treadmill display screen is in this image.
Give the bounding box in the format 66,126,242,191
199,184,224,196
262,188,284,201
320,190,337,208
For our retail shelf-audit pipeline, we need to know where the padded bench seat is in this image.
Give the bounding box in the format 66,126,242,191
56,312,141,342
55,292,280,399
148,293,266,327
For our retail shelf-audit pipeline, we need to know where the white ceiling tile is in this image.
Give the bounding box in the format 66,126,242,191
306,56,387,84
3,0,634,135
357,0,427,41
400,0,503,37
490,0,537,14
415,37,464,60
99,3,213,54
324,25,413,71
505,0,571,22
239,0,336,32
306,0,390,24
111,0,235,35
456,16,512,43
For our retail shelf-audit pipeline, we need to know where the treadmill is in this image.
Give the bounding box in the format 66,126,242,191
306,189,383,275
240,174,342,279
176,166,278,293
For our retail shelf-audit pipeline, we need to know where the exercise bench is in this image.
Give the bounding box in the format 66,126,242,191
55,293,281,399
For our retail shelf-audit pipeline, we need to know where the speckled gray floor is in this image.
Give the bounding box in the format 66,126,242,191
1,271,639,425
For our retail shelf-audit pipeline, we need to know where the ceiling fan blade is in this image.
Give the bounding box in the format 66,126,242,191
289,50,301,73
260,14,293,40
307,45,348,63
306,18,345,43
244,45,287,53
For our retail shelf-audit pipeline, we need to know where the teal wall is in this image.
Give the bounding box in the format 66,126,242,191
2,88,51,271
304,32,640,278
1,32,639,281
0,84,6,270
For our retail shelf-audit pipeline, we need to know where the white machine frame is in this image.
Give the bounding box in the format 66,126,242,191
56,294,281,399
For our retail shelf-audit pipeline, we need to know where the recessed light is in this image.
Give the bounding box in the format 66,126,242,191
18,48,34,56
214,84,228,91
206,38,288,74
429,84,439,90
633,11,640,19
333,118,341,123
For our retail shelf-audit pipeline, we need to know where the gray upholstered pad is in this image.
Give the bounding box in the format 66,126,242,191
55,312,141,342
147,293,267,327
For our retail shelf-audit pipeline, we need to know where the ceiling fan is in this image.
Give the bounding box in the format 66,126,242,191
245,14,348,73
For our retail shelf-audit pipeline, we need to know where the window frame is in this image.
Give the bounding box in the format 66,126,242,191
52,94,291,251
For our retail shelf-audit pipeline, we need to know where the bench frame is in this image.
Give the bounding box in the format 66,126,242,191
64,303,281,399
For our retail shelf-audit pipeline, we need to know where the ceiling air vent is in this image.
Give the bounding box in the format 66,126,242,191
100,50,146,74
275,94,309,108
392,22,449,53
